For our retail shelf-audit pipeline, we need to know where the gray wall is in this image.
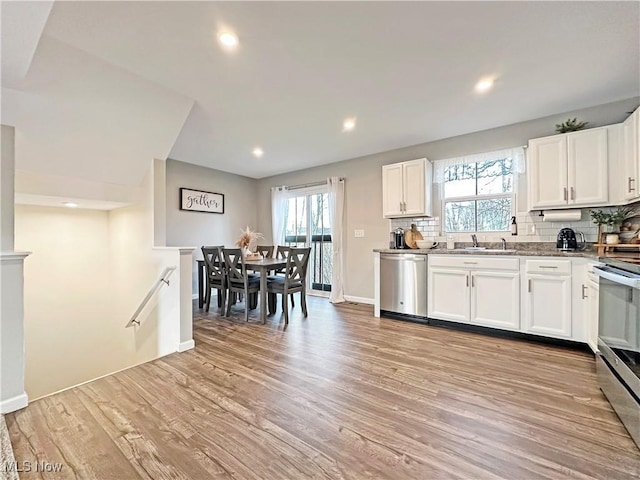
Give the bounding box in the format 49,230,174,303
255,97,640,300
1,125,15,251
165,159,258,294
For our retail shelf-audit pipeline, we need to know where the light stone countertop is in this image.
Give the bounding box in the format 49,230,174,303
374,244,599,259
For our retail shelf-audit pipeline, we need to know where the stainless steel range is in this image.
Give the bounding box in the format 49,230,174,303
594,259,640,448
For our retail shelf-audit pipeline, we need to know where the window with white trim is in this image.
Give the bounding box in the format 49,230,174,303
442,156,515,233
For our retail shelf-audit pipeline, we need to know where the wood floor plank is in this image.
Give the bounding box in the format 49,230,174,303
6,297,640,479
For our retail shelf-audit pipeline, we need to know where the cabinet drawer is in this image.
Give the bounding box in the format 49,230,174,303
429,255,519,271
524,259,571,275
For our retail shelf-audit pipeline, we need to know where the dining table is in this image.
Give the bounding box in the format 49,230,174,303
244,257,288,323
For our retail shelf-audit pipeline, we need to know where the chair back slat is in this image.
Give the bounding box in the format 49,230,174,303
275,246,292,274
222,248,247,285
201,246,225,282
285,247,311,284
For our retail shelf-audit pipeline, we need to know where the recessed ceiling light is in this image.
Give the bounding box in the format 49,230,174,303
252,147,264,158
63,202,78,208
343,118,356,132
475,78,494,93
218,32,238,48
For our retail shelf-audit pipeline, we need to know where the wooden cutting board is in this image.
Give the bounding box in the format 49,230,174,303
404,224,423,249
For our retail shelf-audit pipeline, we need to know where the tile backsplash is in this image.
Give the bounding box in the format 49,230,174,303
390,208,602,244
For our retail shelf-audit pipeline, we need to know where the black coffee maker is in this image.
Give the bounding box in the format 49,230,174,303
389,227,406,249
557,228,578,251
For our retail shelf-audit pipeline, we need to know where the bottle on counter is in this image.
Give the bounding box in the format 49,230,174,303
446,234,455,250
510,216,517,236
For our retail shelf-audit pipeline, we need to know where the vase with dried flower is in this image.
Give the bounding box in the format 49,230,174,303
236,226,264,258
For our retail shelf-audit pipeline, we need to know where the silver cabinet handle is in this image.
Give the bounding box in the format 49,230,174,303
582,284,588,299
466,275,469,287
528,279,531,292
539,265,558,269
471,275,475,287
629,177,636,193
563,187,568,201
570,187,575,200
463,261,478,265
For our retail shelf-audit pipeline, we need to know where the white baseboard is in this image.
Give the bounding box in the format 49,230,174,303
344,295,374,305
178,340,195,352
0,393,28,414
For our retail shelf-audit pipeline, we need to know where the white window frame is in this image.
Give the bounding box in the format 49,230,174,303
441,163,517,235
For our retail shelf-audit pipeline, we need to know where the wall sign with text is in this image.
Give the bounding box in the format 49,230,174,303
180,188,224,214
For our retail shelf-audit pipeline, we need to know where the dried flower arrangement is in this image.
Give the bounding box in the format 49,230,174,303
236,226,263,252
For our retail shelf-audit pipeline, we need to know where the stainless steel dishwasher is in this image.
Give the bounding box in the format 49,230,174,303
380,253,427,318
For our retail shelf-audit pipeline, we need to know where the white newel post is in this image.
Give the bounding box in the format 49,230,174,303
0,253,30,413
178,248,195,352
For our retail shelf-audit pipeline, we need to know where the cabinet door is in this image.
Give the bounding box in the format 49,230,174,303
567,128,608,206
382,163,404,217
622,109,639,201
523,274,572,338
528,136,568,209
428,267,469,322
586,279,599,353
403,159,426,216
471,271,520,331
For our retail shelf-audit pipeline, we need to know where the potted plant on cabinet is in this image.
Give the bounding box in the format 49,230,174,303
590,206,639,245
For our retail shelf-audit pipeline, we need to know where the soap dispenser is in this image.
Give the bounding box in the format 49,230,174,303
510,216,517,236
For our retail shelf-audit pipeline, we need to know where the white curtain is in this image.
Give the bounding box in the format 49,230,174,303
433,146,526,183
271,186,288,250
327,177,345,304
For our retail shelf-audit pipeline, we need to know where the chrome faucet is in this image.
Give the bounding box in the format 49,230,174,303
500,237,507,250
471,234,478,247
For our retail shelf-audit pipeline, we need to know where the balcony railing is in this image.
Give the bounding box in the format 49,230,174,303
285,234,332,292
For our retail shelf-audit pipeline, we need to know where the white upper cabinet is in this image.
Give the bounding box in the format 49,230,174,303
382,158,432,218
528,127,609,210
528,135,568,208
622,107,639,201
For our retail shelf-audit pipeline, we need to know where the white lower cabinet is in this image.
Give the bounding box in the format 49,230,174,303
428,268,469,322
521,259,572,339
427,255,599,345
471,271,520,330
522,274,572,338
586,274,599,352
428,256,520,331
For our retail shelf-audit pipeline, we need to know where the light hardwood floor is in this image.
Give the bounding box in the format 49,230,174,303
6,297,640,479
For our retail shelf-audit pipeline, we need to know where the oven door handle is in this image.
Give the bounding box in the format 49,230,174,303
594,266,640,289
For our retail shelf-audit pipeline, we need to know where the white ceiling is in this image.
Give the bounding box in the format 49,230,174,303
2,1,639,184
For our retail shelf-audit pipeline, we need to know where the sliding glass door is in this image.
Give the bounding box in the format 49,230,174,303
284,187,332,294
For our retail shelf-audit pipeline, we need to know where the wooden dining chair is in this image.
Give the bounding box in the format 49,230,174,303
267,247,311,324
201,246,226,312
273,245,295,307
256,245,274,259
222,248,261,322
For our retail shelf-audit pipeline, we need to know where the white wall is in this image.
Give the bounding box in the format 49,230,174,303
13,165,193,400
165,159,258,294
255,97,640,300
15,206,114,399
1,126,15,251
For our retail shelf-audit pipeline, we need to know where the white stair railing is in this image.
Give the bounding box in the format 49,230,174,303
125,266,176,328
